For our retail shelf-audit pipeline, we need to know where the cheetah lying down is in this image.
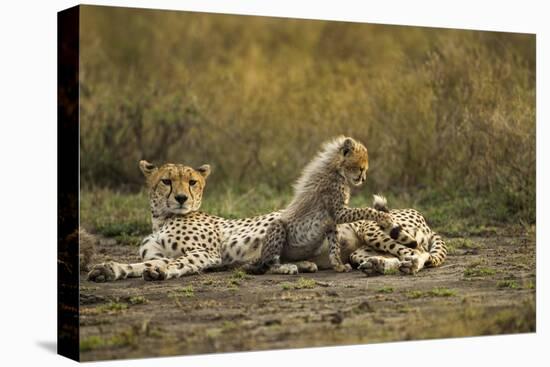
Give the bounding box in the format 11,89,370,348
88,160,446,282
246,136,415,275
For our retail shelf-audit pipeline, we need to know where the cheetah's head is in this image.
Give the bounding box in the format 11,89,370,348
139,160,210,216
339,137,369,187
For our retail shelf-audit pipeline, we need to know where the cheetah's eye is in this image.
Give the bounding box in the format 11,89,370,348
189,180,197,186
161,179,171,185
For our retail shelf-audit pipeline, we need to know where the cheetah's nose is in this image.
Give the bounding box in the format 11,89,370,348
175,194,188,205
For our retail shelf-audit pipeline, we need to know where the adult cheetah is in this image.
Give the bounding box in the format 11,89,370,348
88,161,280,281
335,195,447,275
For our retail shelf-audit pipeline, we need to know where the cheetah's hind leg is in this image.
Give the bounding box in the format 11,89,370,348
244,219,299,275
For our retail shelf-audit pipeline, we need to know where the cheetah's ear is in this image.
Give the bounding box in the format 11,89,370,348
139,160,158,177
196,164,211,179
341,137,354,156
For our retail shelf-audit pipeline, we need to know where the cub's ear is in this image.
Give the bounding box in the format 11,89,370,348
196,164,211,179
139,160,158,177
342,137,354,156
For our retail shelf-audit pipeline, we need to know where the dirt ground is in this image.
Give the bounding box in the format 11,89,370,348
79,232,536,362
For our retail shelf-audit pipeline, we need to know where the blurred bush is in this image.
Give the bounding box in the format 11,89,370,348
79,6,535,223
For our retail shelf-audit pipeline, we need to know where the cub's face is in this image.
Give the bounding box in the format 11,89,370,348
139,160,211,215
340,137,369,187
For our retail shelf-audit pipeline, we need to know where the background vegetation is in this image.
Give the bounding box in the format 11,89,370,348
79,6,535,240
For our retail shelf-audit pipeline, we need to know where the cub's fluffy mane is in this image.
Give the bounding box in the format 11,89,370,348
291,136,349,198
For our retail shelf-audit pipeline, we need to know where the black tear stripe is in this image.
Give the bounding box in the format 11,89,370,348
166,181,173,200
188,185,195,204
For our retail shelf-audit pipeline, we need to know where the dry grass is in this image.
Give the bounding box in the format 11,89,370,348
78,6,535,225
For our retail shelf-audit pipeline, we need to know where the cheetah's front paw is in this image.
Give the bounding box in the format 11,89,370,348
143,264,168,281
270,263,299,275
88,262,117,282
358,257,401,276
399,252,429,275
333,263,352,273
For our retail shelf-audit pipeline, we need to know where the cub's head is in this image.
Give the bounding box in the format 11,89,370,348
338,137,369,187
139,160,211,215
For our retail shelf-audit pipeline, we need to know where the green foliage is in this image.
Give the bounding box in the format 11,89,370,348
80,188,150,239
407,288,456,298
79,7,535,226
464,267,496,278
80,329,139,352
175,286,195,297
383,268,399,276
128,296,147,305
428,288,457,297
377,286,394,294
406,290,425,299
497,280,520,289
281,277,316,290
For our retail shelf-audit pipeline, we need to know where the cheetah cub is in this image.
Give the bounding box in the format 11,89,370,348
245,136,410,275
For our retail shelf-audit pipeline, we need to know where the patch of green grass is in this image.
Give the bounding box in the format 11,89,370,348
80,329,139,352
428,287,456,297
168,286,195,307
80,188,151,241
232,269,251,280
228,279,241,287
281,282,292,290
497,280,520,289
383,268,399,275
128,296,147,305
407,288,456,298
222,321,238,330
377,286,394,294
448,238,481,250
406,290,425,299
464,267,496,278
80,336,104,352
281,277,316,290
175,285,195,297
112,233,142,247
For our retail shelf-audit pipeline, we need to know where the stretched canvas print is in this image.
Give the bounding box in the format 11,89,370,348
58,4,536,362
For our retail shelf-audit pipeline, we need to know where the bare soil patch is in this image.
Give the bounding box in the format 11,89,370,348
79,233,535,362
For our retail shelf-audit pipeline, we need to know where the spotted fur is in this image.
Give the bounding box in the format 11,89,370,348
341,195,448,275
88,161,280,282
88,158,446,282
244,136,414,275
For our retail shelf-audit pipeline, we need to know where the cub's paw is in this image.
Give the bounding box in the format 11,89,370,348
87,262,117,282
271,263,299,275
333,263,352,273
143,263,168,281
358,257,400,276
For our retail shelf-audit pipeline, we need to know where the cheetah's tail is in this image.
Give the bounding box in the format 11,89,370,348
373,194,389,213
426,232,447,267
